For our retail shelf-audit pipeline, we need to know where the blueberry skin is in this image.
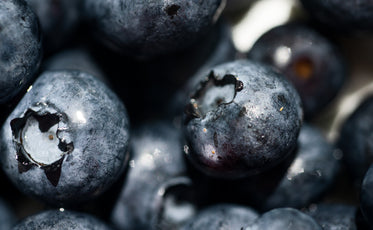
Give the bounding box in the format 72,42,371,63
360,165,373,228
0,0,42,104
338,96,373,185
0,70,130,206
305,204,357,230
258,124,339,210
183,60,303,179
24,0,80,53
0,198,16,230
248,24,346,118
111,121,196,230
300,0,373,32
43,48,108,86
82,0,225,59
13,210,113,230
246,208,322,230
181,204,258,230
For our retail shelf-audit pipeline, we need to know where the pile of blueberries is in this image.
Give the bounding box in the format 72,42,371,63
1,0,373,229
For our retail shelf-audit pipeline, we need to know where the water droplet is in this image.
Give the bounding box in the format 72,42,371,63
183,145,189,154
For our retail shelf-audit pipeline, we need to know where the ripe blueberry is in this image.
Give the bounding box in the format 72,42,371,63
82,0,225,59
111,121,196,230
183,60,303,179
0,70,130,206
246,208,322,230
0,0,42,104
13,209,113,229
248,24,346,118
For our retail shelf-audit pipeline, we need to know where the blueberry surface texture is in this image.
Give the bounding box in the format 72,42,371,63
305,203,357,230
25,0,80,53
82,0,225,59
111,121,196,230
13,209,113,230
0,0,42,104
183,60,303,179
338,96,373,185
248,24,346,118
181,204,258,230
258,124,339,210
246,207,322,230
43,48,108,86
0,70,130,206
300,0,373,32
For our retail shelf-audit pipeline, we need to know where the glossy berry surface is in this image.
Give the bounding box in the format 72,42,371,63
248,24,346,118
305,204,357,230
246,208,322,230
338,96,373,185
181,204,258,230
257,124,339,210
0,0,42,104
111,121,195,230
300,0,373,32
13,210,113,230
183,60,303,179
82,0,225,59
0,70,130,206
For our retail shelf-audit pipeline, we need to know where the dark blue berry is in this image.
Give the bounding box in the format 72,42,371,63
338,96,373,185
183,60,303,179
257,124,340,210
44,48,108,86
246,208,322,230
181,204,258,230
0,70,130,206
300,0,373,32
0,0,42,104
82,0,225,59
111,121,196,230
305,204,358,230
360,165,373,228
25,0,80,53
248,24,346,118
13,210,113,229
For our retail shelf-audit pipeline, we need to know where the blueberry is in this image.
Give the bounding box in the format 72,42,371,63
360,165,373,228
43,48,108,86
24,0,80,53
0,198,16,230
257,124,340,210
13,209,113,229
111,121,196,230
246,208,322,230
181,204,258,230
300,0,373,32
248,24,346,118
338,96,373,185
0,70,130,206
0,0,42,104
82,0,225,59
304,204,357,230
183,60,303,179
